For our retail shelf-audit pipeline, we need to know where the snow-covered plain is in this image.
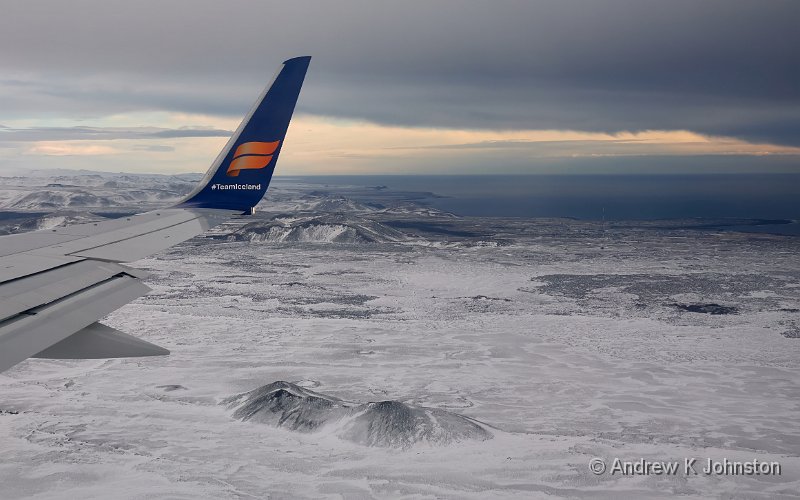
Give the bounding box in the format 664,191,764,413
1,176,799,499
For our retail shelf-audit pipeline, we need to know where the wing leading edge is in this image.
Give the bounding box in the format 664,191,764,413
0,56,311,374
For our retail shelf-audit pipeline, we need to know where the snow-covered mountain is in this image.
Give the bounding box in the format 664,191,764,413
0,170,197,210
225,214,412,244
4,210,109,232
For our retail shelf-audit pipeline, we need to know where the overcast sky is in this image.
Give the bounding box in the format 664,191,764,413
0,0,798,175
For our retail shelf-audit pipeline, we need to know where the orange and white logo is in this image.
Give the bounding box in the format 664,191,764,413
226,141,281,177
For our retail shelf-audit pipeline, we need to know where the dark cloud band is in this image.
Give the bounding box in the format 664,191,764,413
0,0,798,147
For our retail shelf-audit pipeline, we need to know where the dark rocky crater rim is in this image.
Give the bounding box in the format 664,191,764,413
223,381,492,449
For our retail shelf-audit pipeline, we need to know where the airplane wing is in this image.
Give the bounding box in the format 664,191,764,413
0,56,311,374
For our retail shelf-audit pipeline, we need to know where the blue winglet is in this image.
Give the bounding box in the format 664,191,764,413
177,56,311,212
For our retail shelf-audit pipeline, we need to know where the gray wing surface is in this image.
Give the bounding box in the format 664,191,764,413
0,208,237,373
0,55,311,374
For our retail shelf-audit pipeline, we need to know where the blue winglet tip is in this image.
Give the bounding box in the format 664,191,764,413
284,56,312,65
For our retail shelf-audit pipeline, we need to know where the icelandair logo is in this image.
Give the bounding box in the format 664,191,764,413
226,140,280,177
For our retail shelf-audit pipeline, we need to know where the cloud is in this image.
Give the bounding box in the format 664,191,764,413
150,128,233,138
1,114,797,175
0,0,798,175
229,116,800,175
27,142,118,156
131,144,175,152
0,125,231,142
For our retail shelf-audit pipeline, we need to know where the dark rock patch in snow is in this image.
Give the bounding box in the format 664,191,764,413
156,385,188,392
468,295,512,302
779,321,800,338
673,303,739,315
382,220,479,237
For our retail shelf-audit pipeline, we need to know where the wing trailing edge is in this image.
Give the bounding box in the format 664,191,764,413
0,272,151,373
33,322,169,359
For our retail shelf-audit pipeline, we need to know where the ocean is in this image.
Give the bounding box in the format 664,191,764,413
286,174,800,235
291,174,800,220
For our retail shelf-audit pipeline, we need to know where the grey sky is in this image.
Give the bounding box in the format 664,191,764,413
0,0,798,174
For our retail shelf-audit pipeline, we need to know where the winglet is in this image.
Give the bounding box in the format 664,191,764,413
177,56,311,212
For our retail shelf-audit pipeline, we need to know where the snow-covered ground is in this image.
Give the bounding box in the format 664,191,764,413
1,175,799,499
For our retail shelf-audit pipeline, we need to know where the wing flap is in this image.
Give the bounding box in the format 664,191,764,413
0,260,147,322
0,275,150,373
32,322,168,359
